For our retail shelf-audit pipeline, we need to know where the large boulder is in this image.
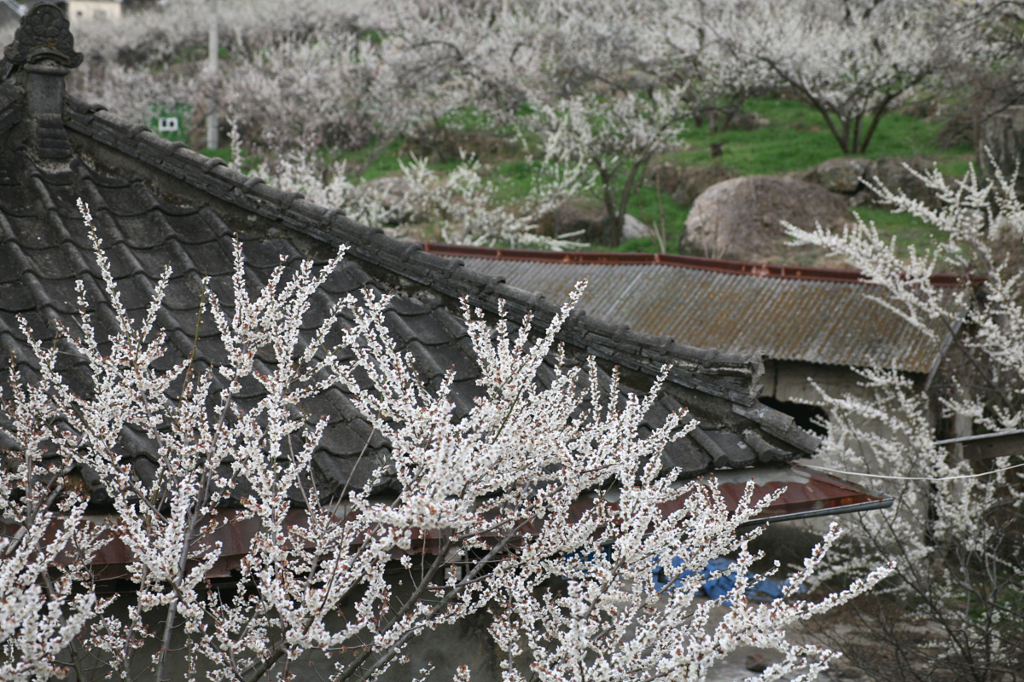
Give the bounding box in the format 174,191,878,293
539,199,653,245
799,156,944,208
645,162,687,196
540,196,602,241
683,175,854,261
538,198,609,244
671,165,737,206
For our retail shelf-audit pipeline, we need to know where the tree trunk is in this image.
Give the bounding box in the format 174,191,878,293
603,212,624,246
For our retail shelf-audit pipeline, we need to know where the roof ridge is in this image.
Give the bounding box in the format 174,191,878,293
61,94,766,407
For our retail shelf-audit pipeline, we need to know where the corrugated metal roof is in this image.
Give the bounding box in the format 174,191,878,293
425,244,958,373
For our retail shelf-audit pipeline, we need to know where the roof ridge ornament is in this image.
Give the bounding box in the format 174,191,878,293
3,3,83,73
0,4,81,162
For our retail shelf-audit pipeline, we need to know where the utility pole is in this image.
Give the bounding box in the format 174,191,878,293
206,0,219,150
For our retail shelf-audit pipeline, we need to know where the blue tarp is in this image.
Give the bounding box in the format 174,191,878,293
653,556,807,602
566,549,807,603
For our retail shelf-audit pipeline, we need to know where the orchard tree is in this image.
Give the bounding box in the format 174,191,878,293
0,202,894,682
534,89,688,246
706,0,956,154
785,162,1024,681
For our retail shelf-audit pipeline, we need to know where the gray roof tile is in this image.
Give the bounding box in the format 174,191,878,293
0,61,826,508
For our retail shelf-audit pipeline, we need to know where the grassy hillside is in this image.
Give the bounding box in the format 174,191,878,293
207,96,975,264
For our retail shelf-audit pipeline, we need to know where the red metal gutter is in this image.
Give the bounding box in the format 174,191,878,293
423,243,980,287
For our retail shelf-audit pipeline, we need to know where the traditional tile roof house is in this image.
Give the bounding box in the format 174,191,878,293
0,8,894,680
0,6,884,534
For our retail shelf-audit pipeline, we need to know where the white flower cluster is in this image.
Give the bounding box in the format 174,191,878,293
0,202,892,681
785,161,1024,675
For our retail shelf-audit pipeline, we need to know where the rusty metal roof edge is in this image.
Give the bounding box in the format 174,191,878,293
740,493,894,527
422,242,978,288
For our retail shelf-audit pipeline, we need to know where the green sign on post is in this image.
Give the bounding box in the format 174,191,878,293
149,103,190,143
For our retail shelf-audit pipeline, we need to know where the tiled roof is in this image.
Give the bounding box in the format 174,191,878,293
423,245,958,373
0,35,826,509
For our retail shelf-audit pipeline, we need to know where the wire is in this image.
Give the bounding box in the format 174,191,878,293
806,461,1024,482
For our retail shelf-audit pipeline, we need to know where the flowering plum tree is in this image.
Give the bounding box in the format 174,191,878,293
533,89,687,246
230,135,593,249
706,0,955,154
0,202,894,681
785,162,1024,680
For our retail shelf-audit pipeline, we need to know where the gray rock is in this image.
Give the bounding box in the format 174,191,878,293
980,105,1024,198
621,214,651,240
646,162,686,196
865,157,939,208
670,164,737,206
726,111,771,131
807,157,871,194
683,175,854,261
646,163,738,206
538,198,607,244
709,110,771,132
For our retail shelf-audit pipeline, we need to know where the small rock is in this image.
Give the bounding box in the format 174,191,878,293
709,110,771,132
621,214,651,240
808,157,872,194
727,111,771,131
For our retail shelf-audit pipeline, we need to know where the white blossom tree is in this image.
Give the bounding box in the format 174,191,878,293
704,0,956,154
0,201,893,682
533,89,687,246
785,161,1024,681
376,0,695,246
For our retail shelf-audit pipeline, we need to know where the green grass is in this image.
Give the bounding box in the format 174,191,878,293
248,96,979,264
336,138,466,180
609,185,691,254
200,147,233,162
663,97,973,177
851,205,949,257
